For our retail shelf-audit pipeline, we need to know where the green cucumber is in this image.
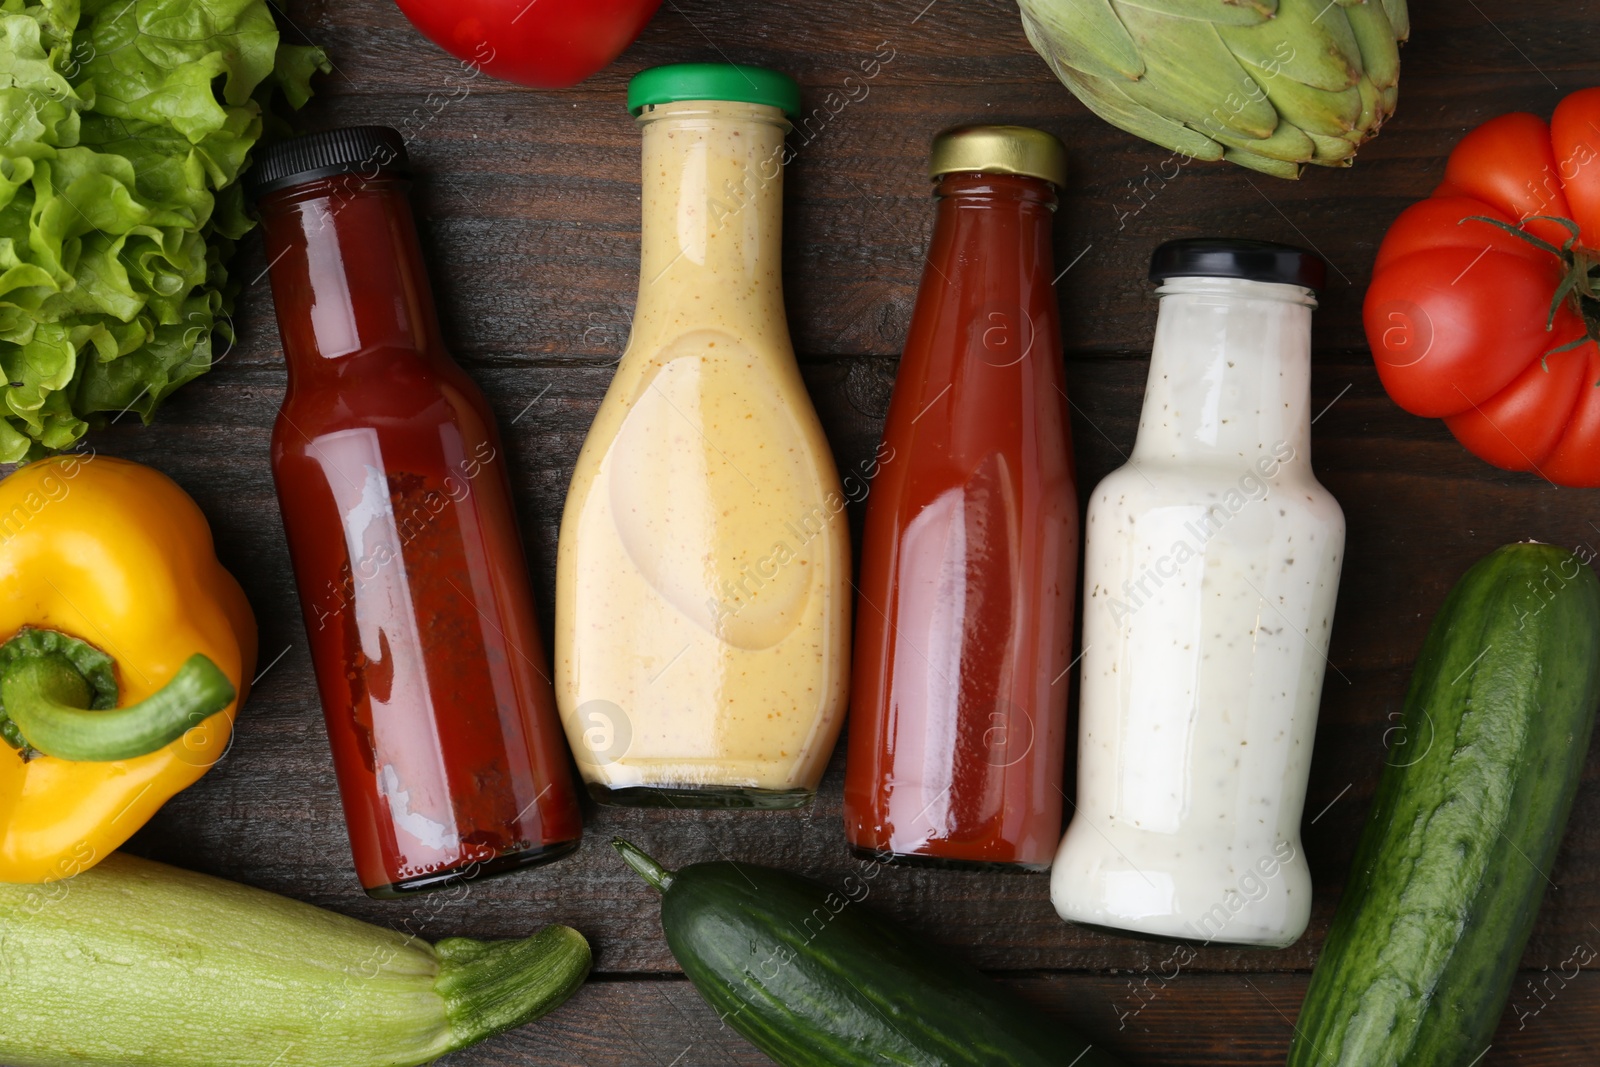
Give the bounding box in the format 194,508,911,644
614,838,1121,1067
1289,542,1600,1066
0,852,591,1067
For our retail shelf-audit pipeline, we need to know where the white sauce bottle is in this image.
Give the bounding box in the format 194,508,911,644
1051,239,1344,948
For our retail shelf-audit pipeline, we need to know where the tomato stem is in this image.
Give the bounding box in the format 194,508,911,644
1463,215,1600,371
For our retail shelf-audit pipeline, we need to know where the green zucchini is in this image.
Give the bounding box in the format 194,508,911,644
1289,542,1600,1066
0,852,591,1066
614,837,1121,1067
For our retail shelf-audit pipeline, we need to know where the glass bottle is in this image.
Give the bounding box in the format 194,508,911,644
842,126,1079,869
1052,238,1344,947
251,127,582,898
555,65,851,808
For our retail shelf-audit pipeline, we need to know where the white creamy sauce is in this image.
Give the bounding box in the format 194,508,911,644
1052,276,1344,948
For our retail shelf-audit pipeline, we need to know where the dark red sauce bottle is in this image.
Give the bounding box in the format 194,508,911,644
250,127,582,897
843,126,1080,869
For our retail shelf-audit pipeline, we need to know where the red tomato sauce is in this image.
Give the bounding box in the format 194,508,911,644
843,171,1079,868
258,174,581,897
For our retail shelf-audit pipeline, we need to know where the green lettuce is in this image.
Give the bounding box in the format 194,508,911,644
0,0,326,460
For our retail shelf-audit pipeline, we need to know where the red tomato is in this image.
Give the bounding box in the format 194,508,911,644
394,0,661,89
1365,87,1600,486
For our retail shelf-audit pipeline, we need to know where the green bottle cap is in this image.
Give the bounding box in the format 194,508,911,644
628,63,801,118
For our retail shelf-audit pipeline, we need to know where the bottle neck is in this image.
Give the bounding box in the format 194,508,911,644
934,170,1059,212
919,171,1058,368
633,101,789,325
1134,277,1316,469
257,175,443,374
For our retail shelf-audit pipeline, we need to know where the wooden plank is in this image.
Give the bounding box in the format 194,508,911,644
355,971,1600,1066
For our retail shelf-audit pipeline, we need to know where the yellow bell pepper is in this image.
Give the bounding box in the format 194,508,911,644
0,454,257,883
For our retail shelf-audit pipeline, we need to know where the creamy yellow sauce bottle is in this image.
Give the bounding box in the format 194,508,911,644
555,64,850,808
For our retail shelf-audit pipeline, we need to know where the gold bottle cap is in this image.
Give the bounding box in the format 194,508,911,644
928,125,1067,187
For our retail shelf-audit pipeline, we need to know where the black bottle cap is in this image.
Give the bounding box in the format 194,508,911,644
1148,238,1327,293
245,126,410,202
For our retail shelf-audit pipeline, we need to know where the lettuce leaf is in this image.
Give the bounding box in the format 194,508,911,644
0,0,327,460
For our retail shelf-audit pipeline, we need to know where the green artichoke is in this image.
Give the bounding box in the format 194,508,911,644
1018,0,1409,179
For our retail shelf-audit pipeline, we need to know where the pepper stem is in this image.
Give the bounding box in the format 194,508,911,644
0,628,235,762
612,837,676,892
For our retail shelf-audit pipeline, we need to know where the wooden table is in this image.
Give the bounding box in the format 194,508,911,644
93,0,1600,1063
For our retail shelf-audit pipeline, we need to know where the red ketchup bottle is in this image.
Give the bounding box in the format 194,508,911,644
250,127,582,897
843,126,1080,869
